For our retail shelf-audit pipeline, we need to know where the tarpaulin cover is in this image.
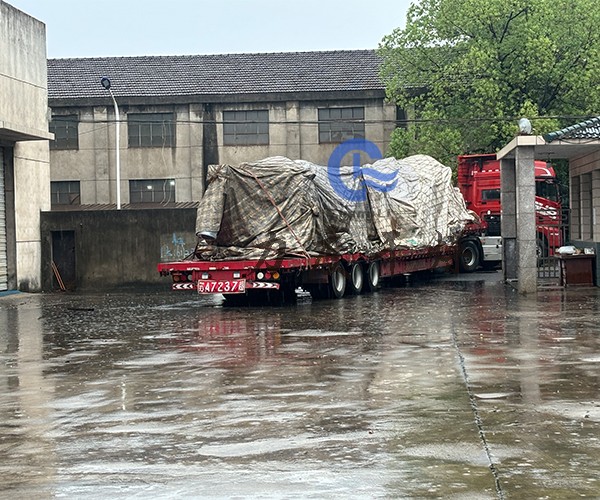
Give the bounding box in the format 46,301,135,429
195,155,475,260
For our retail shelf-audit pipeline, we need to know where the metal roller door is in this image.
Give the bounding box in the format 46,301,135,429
0,147,7,290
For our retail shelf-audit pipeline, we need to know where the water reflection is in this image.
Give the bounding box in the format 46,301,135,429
0,281,599,497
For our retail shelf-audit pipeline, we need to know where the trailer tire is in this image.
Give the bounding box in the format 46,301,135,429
366,261,380,291
329,262,347,299
347,263,364,295
459,240,480,273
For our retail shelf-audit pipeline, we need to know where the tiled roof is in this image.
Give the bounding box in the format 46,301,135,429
544,116,600,142
47,50,384,100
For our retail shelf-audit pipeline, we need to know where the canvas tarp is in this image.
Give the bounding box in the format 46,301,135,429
195,155,475,260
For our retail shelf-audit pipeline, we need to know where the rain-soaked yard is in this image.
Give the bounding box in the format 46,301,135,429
1,273,599,498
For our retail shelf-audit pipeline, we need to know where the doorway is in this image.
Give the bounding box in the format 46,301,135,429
51,230,76,290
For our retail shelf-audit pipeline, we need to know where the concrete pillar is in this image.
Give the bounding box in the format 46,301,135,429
500,157,517,281
286,101,301,160
515,146,537,293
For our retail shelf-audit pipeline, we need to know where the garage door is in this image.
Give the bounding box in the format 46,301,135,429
0,147,7,291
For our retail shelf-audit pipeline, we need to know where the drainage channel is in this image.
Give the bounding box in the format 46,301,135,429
451,324,506,500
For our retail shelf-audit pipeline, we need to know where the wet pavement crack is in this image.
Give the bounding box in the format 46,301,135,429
451,324,506,500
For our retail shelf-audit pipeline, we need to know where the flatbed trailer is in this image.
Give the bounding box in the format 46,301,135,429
157,243,458,303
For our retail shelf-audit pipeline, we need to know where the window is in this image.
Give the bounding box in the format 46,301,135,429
49,116,79,150
535,179,560,203
223,110,269,146
482,189,501,201
318,107,365,143
129,179,176,204
128,113,175,148
51,181,81,205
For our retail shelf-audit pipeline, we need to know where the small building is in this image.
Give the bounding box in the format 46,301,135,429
544,117,600,283
47,50,397,209
0,1,53,291
498,117,600,290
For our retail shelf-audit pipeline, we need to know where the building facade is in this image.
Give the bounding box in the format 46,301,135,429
47,51,397,208
544,118,600,248
544,118,600,269
0,1,53,291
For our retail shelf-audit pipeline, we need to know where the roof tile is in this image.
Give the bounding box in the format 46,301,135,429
544,116,600,142
48,50,384,100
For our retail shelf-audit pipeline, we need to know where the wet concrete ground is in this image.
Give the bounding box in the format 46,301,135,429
1,272,599,499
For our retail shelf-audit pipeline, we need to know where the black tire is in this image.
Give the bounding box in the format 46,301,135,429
366,261,381,292
329,262,347,299
347,263,364,295
459,240,480,273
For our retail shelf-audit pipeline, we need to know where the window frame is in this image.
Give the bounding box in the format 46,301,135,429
129,179,176,204
317,106,365,144
222,109,269,146
127,113,175,148
51,181,81,206
49,115,79,150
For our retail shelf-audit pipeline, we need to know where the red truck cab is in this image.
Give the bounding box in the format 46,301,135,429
457,153,562,258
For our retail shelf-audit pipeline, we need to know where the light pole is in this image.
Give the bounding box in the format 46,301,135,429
100,76,121,209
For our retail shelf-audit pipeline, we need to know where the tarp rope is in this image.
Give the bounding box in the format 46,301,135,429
240,166,312,267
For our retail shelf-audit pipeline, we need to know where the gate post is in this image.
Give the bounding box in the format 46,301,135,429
500,157,517,281
515,145,538,293
498,137,538,293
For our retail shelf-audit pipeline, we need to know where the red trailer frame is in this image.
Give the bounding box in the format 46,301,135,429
157,242,459,303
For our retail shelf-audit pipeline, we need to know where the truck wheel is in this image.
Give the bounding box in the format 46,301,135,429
329,262,346,299
347,263,364,295
366,261,380,291
459,240,480,273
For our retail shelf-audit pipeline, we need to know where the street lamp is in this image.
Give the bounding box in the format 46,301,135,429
100,76,121,209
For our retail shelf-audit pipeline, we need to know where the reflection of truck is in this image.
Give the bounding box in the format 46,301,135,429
157,155,478,304
456,153,562,271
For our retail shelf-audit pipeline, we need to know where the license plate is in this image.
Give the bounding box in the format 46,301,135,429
197,279,246,294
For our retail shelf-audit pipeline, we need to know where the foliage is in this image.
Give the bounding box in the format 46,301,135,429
379,0,600,168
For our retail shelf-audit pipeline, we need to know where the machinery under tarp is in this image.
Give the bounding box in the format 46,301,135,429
195,155,475,260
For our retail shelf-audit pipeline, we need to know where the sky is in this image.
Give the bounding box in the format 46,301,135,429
8,0,413,59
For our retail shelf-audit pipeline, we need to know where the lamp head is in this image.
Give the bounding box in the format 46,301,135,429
518,117,532,135
100,77,111,90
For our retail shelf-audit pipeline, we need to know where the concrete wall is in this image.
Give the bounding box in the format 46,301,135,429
0,2,52,291
50,97,396,204
13,141,50,291
0,2,48,135
40,208,198,290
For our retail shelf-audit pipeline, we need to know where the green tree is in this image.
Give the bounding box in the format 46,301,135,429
379,0,600,167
